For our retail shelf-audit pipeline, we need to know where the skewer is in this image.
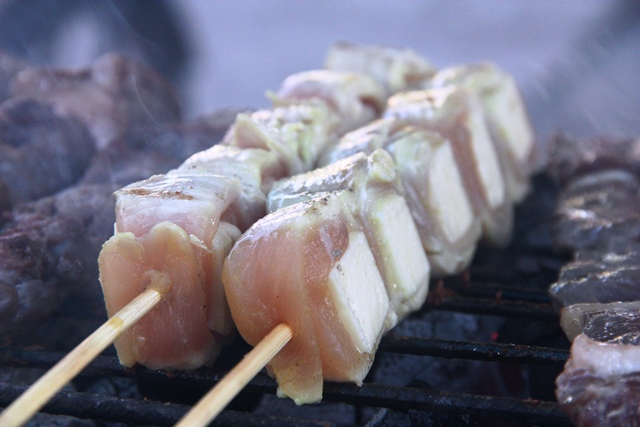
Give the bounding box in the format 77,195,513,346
175,323,293,427
0,272,172,427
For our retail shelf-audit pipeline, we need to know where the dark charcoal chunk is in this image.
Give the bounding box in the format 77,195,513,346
10,52,181,149
0,100,96,208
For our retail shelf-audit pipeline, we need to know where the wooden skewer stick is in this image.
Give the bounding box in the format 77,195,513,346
0,272,172,427
175,323,293,427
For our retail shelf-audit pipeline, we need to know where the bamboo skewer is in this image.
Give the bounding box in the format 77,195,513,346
0,273,172,427
175,323,293,427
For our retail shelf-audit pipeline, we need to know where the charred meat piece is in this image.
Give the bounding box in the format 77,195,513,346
547,133,640,187
0,99,96,211
550,249,640,309
10,52,181,149
552,168,640,254
556,305,640,427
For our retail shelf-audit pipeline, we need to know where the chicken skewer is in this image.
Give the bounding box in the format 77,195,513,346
1,44,424,426
177,63,536,424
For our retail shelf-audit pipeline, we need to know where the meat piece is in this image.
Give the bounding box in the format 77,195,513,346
10,52,181,149
0,113,235,336
269,150,430,328
425,63,536,202
550,249,640,309
560,300,640,342
547,134,640,187
552,168,640,253
0,99,96,210
556,308,640,427
325,42,436,96
319,118,481,276
99,142,281,368
270,70,385,135
223,102,338,175
384,87,513,247
223,191,391,404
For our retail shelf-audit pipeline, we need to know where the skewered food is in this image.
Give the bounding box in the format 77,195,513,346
547,134,640,426
98,68,389,370
94,43,536,408
324,42,436,96
424,63,536,203
318,118,481,277
384,87,513,247
222,63,536,403
269,149,430,328
0,113,233,335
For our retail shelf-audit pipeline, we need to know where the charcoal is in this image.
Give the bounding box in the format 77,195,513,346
9,52,181,150
0,100,96,209
0,50,25,102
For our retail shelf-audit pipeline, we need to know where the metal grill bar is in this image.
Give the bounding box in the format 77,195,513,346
0,383,349,427
379,335,569,364
424,296,559,320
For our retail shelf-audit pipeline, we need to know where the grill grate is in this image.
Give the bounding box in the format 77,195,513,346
0,174,573,426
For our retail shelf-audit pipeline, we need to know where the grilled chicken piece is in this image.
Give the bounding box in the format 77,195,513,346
223,191,391,404
269,70,385,136
223,102,337,175
325,42,436,96
9,52,181,149
384,87,512,247
319,118,481,276
269,149,429,328
0,113,234,337
99,153,270,369
425,63,536,203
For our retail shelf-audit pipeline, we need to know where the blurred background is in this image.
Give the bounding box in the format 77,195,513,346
1,0,639,142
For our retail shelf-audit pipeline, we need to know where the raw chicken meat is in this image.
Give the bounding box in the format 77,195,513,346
384,87,512,247
318,118,481,276
425,63,536,202
325,42,436,96
223,191,391,404
269,149,430,328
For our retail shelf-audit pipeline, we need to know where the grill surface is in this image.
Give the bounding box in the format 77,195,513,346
0,175,573,426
